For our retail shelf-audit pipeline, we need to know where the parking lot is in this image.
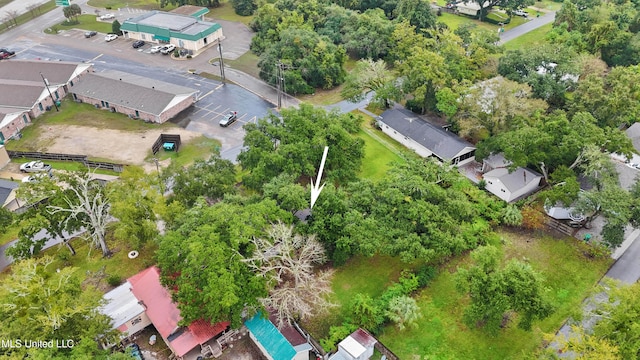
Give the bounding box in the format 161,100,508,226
9,29,275,162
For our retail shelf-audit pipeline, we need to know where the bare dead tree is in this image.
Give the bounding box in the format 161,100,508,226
244,222,335,328
27,4,38,18
48,171,112,257
5,10,18,26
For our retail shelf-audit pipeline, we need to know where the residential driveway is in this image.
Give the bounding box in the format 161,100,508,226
498,11,556,44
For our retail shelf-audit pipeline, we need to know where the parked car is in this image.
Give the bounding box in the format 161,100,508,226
513,9,527,17
84,31,97,38
149,45,163,53
99,13,115,20
132,40,145,49
0,48,15,59
219,111,238,127
125,343,143,360
19,161,52,173
160,44,176,55
105,34,118,42
22,172,53,183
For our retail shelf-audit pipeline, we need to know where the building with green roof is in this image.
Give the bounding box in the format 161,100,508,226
244,312,313,360
120,9,223,54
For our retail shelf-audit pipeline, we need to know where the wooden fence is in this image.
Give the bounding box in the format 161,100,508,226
151,134,182,155
375,340,400,360
8,151,124,173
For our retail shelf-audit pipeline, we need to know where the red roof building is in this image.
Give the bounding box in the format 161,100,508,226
127,267,229,358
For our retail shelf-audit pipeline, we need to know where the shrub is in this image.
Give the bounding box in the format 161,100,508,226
186,55,192,59
415,265,437,287
477,179,487,190
320,323,358,352
349,294,385,333
107,274,122,287
502,204,523,227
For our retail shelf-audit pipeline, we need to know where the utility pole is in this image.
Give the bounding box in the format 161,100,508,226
217,41,225,83
40,72,59,111
276,60,282,109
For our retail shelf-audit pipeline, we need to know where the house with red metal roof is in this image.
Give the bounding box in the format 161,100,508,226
102,266,230,359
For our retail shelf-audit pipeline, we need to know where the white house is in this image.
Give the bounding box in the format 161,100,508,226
483,167,543,202
100,281,152,341
455,1,490,17
328,328,377,360
377,108,476,166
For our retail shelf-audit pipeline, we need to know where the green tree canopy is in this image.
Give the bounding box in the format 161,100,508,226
456,245,553,331
170,155,237,207
239,104,364,190
0,257,123,359
258,27,347,94
157,198,292,327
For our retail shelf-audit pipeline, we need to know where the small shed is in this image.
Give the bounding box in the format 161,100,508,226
328,328,377,360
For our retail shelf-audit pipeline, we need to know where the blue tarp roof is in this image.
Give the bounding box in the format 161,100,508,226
245,313,296,360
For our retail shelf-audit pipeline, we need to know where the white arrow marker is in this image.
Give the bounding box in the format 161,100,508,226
310,146,329,209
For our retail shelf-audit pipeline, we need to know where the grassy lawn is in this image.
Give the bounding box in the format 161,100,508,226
357,128,404,181
87,0,176,10
148,135,221,168
503,23,552,51
48,14,114,34
303,255,409,340
378,230,612,359
0,227,158,289
534,0,563,11
223,52,260,79
0,225,20,246
209,0,254,25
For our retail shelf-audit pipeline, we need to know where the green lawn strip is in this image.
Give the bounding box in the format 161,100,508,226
502,23,552,51
148,135,220,168
379,230,612,359
208,0,254,25
48,14,113,34
0,1,56,34
0,225,20,247
87,0,176,11
224,52,261,79
356,128,404,181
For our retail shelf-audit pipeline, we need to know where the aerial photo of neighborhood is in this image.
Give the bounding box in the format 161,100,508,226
0,0,639,359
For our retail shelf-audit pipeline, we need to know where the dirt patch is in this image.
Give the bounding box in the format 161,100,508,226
218,332,267,360
39,125,202,166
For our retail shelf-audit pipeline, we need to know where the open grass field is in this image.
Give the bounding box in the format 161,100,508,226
304,230,611,358
356,127,404,181
378,230,612,359
209,0,254,25
303,255,409,340
224,52,261,79
50,14,114,34
503,23,553,51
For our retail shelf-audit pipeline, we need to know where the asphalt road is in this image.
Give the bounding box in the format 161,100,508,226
498,11,556,45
